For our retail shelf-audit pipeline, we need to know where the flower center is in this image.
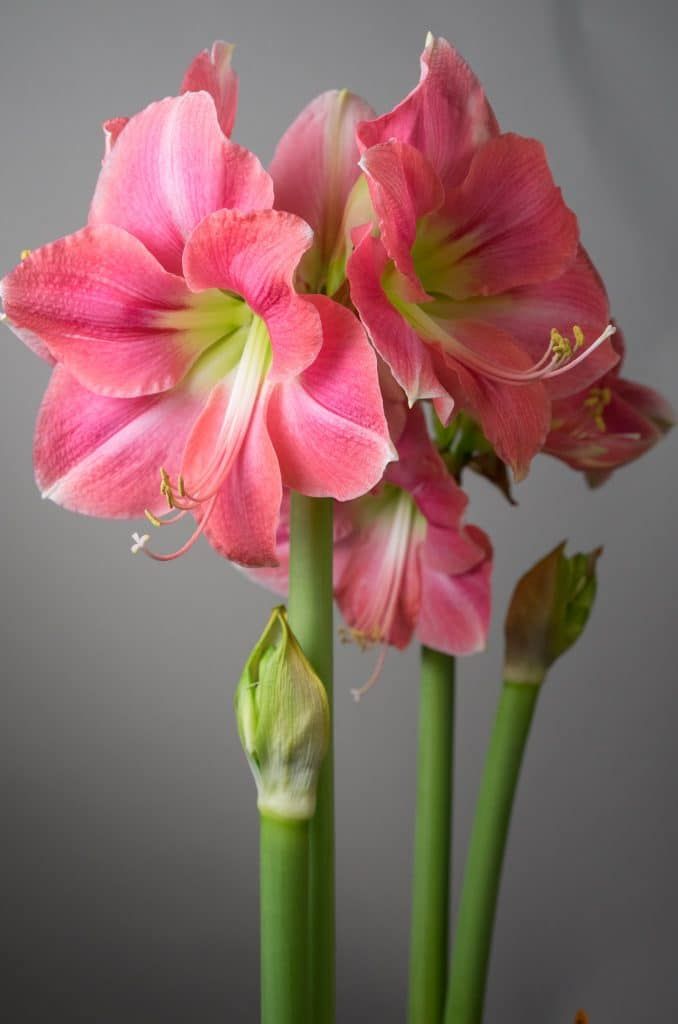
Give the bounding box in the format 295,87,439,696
136,301,272,561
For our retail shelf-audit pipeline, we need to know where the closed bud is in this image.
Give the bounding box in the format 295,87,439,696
504,542,602,685
235,606,330,821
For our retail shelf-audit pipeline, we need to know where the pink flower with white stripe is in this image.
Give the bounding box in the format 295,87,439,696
334,407,492,695
1,92,393,566
348,34,618,479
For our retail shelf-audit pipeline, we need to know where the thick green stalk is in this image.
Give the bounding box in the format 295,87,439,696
445,682,540,1024
260,815,310,1024
287,493,335,1024
408,647,456,1024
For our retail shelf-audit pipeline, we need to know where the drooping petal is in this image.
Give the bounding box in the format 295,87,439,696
89,93,273,275
427,134,578,299
34,366,201,517
266,295,394,500
334,490,423,649
347,231,448,407
1,225,226,397
270,89,375,290
240,491,291,596
612,377,674,432
417,525,493,656
360,141,444,293
202,399,283,567
434,327,551,479
183,208,322,379
357,34,499,187
180,40,239,137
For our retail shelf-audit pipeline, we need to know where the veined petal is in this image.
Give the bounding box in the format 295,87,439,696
240,491,291,595
183,209,322,379
267,295,394,501
1,225,225,397
357,34,499,187
34,366,201,517
360,141,444,293
203,398,283,566
434,328,551,479
348,232,448,406
181,40,239,137
89,93,273,275
427,134,579,299
270,89,375,290
417,525,493,656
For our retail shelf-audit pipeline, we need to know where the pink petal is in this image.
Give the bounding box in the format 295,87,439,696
182,208,322,379
433,134,578,299
241,491,291,596
347,232,448,406
360,141,444,294
357,35,499,187
34,366,201,517
266,295,394,500
181,40,239,137
434,326,551,479
270,89,375,290
612,377,674,432
102,117,129,158
454,247,616,398
1,226,221,397
89,93,273,275
417,526,493,656
203,400,283,566
334,494,422,649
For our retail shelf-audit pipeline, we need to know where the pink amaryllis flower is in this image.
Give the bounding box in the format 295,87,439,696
348,34,618,479
269,87,375,294
544,329,674,485
103,39,239,156
248,407,492,695
1,92,393,566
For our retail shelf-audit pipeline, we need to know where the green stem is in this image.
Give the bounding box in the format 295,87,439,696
260,815,310,1024
287,493,335,1024
445,682,540,1024
408,647,456,1024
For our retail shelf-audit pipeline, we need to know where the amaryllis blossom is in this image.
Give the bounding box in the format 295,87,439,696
103,39,239,157
544,330,674,485
248,408,492,690
270,87,374,294
348,34,618,479
1,92,393,566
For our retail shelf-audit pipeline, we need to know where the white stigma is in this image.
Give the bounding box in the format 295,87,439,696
130,532,150,555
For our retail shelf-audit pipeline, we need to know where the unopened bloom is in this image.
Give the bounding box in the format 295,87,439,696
1,93,393,565
270,88,374,294
544,329,674,485
235,606,329,820
504,543,601,686
348,34,618,478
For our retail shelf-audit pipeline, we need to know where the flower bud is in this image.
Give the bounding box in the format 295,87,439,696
235,606,330,821
504,543,602,685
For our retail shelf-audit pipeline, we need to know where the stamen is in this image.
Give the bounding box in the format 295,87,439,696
20,249,31,261
583,385,612,431
130,532,150,555
351,645,388,702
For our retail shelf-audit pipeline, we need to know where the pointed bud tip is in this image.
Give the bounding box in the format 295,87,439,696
504,541,603,686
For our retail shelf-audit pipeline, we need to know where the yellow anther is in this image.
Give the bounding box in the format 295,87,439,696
584,386,612,431
573,325,584,350
550,328,572,361
178,475,186,498
144,509,163,527
20,249,31,261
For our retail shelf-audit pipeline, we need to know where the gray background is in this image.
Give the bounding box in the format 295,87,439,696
1,0,676,1020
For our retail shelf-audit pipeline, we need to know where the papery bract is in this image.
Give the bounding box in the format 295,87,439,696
2,93,393,566
348,35,618,479
544,330,674,485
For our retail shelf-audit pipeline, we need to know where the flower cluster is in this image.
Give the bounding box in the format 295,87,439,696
2,35,671,669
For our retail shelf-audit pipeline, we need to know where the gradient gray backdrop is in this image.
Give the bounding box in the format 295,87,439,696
1,1,676,1020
